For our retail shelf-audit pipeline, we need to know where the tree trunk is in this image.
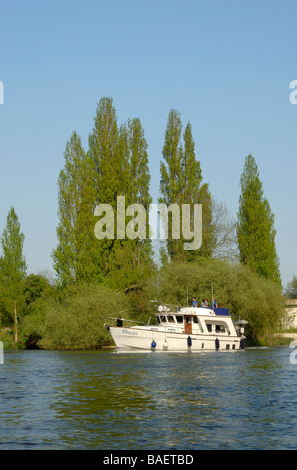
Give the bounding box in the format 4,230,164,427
14,301,18,344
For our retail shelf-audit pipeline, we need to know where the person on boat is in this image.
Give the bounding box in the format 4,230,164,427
201,299,209,307
116,315,123,327
192,297,198,308
211,298,217,310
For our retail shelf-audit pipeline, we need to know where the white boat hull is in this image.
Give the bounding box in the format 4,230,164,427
108,326,243,351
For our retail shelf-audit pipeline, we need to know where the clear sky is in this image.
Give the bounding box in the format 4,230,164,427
0,0,296,287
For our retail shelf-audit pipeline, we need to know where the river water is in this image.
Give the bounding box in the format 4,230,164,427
0,346,297,450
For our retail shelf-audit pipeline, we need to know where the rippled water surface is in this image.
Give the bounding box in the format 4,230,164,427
0,347,297,449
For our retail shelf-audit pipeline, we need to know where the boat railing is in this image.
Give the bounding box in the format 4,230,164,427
103,316,147,327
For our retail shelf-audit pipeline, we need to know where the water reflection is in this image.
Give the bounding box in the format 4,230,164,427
1,348,297,449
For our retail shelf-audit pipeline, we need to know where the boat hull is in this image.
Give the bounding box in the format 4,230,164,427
108,326,243,351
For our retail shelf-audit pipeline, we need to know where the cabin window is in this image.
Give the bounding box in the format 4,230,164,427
226,344,230,350
167,315,175,323
193,316,198,324
157,316,161,324
232,345,236,350
206,323,212,332
176,316,183,324
216,324,226,333
160,316,167,323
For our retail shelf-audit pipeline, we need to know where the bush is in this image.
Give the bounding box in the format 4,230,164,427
22,283,129,350
154,259,285,344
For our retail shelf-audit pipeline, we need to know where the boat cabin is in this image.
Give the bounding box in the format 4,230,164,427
155,306,234,337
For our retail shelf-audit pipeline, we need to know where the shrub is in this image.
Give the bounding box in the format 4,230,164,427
23,283,129,350
155,259,285,344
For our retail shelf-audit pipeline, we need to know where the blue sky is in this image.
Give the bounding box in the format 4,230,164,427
0,0,296,286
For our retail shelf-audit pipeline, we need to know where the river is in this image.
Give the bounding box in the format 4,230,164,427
0,346,296,450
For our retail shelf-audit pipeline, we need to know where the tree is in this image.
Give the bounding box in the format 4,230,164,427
159,109,214,261
88,97,121,275
153,259,284,344
285,275,297,299
101,117,155,289
52,131,100,286
54,97,155,291
37,283,130,350
89,99,155,287
237,154,281,286
211,199,238,261
88,97,120,206
23,273,55,314
0,207,27,342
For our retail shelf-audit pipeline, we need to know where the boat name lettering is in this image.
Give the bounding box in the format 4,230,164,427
122,329,138,336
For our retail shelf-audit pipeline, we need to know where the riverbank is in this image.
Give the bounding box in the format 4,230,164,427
278,333,297,341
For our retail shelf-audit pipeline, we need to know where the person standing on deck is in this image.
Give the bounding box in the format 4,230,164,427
192,297,198,308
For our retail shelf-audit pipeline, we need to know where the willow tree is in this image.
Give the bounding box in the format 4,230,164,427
0,207,27,342
159,109,214,262
237,154,281,286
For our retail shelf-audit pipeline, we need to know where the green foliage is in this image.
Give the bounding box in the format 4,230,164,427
0,327,21,350
159,109,215,261
153,259,284,344
35,284,129,350
54,98,155,290
2,99,287,350
52,131,100,286
23,274,55,314
0,208,27,341
237,155,281,286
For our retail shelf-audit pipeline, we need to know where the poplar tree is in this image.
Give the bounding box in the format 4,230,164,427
237,154,281,286
159,109,183,259
182,122,215,259
89,98,154,286
0,207,27,342
52,131,100,286
114,118,154,274
159,109,214,261
54,97,154,290
88,97,120,274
